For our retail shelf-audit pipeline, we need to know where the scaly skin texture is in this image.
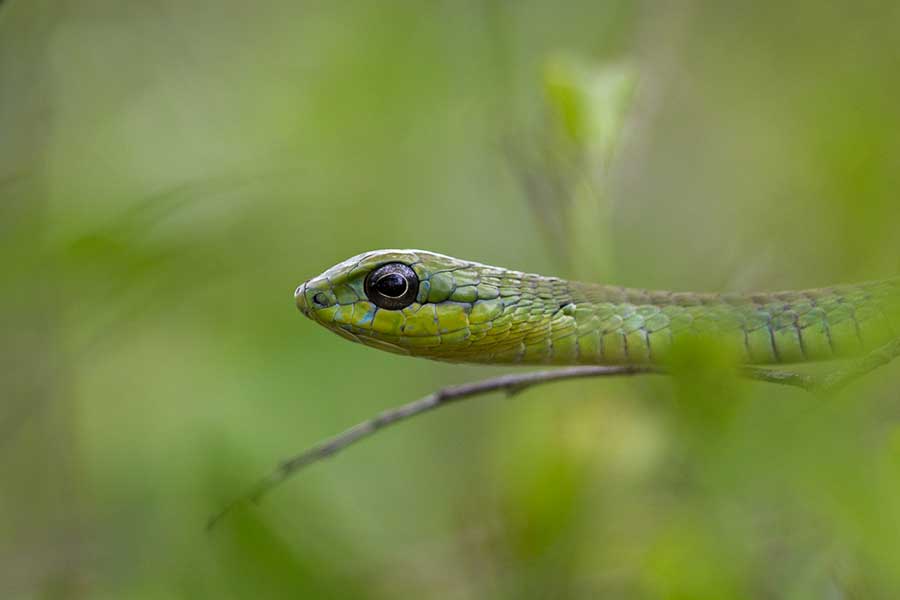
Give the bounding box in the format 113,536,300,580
295,250,900,366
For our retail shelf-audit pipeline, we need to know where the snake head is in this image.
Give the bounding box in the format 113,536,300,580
295,249,532,360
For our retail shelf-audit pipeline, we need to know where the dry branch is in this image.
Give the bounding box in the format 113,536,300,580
208,340,900,530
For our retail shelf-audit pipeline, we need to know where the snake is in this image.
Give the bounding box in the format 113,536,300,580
294,249,900,366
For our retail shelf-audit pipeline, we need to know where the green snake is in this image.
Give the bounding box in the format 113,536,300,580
295,249,900,365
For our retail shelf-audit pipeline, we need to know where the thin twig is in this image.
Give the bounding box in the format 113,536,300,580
814,338,900,391
208,342,900,530
743,338,900,393
207,365,654,529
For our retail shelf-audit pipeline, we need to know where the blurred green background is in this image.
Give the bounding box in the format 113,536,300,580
3,1,900,598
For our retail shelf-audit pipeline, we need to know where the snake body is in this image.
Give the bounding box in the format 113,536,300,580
295,250,900,365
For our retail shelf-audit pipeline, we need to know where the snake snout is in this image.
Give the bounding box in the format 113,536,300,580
295,278,337,318
294,282,310,315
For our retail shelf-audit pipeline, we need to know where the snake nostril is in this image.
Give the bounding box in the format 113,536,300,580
313,292,329,307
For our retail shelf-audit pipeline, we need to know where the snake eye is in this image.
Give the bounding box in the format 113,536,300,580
365,263,419,310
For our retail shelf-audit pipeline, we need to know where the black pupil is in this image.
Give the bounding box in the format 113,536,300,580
375,273,407,297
